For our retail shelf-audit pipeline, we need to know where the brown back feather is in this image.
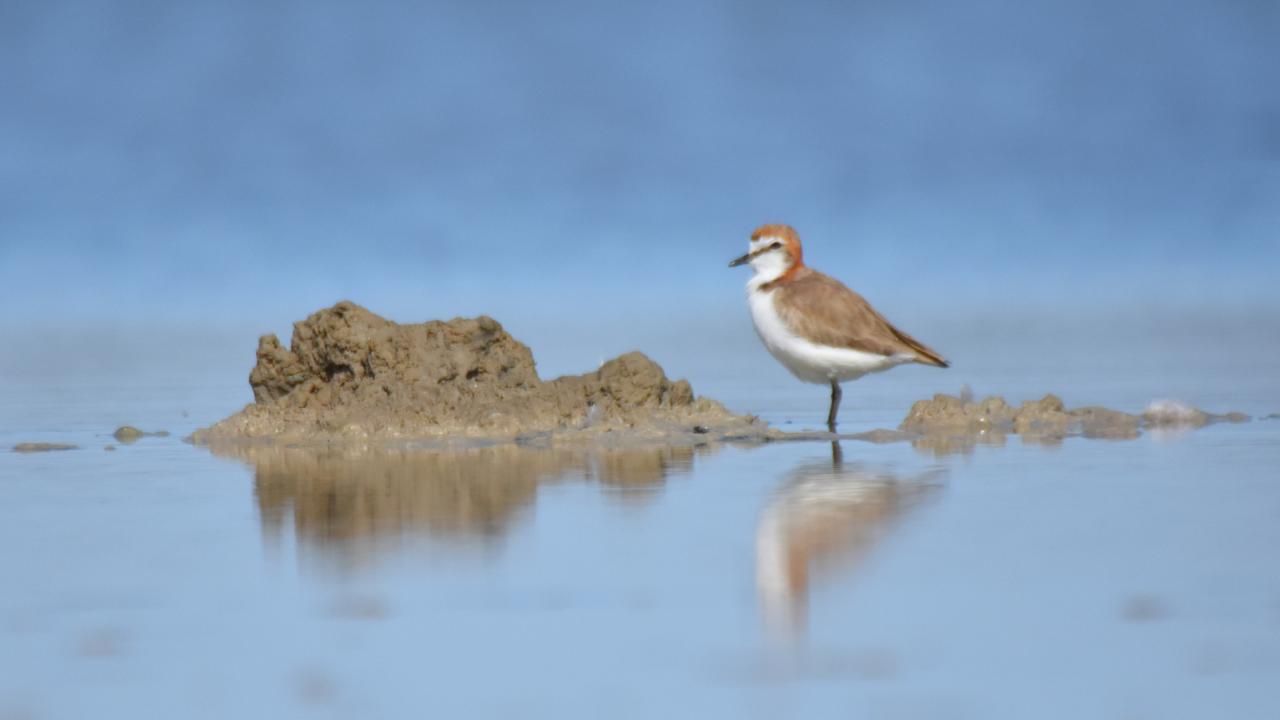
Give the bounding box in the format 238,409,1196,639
770,268,949,367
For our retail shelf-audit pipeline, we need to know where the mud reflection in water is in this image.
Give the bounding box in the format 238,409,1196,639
209,443,708,572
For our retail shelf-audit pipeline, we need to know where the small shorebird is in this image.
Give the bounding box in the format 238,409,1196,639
730,224,948,432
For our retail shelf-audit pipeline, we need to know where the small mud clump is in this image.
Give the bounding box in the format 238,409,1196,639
112,426,170,443
901,392,1139,440
899,392,1248,454
193,302,760,445
12,443,78,453
1141,400,1249,428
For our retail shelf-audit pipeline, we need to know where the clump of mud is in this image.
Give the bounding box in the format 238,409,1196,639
113,426,169,443
193,302,761,445
1140,400,1248,428
900,392,1141,440
896,391,1250,455
12,443,78,453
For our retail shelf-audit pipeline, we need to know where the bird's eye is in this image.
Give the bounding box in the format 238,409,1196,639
769,242,782,250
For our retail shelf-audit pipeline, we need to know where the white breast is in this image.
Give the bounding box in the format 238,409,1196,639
747,288,910,384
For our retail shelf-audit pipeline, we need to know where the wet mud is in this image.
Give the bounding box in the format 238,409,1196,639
11,443,78,453
890,393,1250,456
193,302,762,446
113,426,170,443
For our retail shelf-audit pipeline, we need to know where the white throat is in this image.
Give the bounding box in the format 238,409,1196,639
746,249,792,291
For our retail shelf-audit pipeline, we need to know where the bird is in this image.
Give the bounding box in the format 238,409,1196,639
729,223,948,432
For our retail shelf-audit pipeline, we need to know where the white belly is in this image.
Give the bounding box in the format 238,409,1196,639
747,288,911,384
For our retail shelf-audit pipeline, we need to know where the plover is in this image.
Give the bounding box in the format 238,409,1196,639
730,223,948,431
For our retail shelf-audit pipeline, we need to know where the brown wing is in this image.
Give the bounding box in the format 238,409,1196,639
772,268,949,367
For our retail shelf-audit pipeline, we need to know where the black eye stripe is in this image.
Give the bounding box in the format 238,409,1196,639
744,240,785,262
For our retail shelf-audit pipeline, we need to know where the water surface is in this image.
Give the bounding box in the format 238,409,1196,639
2,348,1279,719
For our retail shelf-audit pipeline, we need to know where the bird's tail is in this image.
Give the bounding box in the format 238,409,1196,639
892,328,949,368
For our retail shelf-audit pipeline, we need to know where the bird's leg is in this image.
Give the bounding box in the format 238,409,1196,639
827,380,842,433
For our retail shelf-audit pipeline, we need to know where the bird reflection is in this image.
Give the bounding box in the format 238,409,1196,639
207,443,705,574
756,442,942,638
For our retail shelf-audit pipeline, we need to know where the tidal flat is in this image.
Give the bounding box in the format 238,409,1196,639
2,333,1279,720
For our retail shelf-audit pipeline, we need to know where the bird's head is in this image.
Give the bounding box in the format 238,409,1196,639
729,224,804,283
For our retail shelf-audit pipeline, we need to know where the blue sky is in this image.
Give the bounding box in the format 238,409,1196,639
2,0,1277,381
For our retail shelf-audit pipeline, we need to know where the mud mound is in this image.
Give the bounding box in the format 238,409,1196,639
193,302,760,445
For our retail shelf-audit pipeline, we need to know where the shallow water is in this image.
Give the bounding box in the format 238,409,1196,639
2,342,1279,719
